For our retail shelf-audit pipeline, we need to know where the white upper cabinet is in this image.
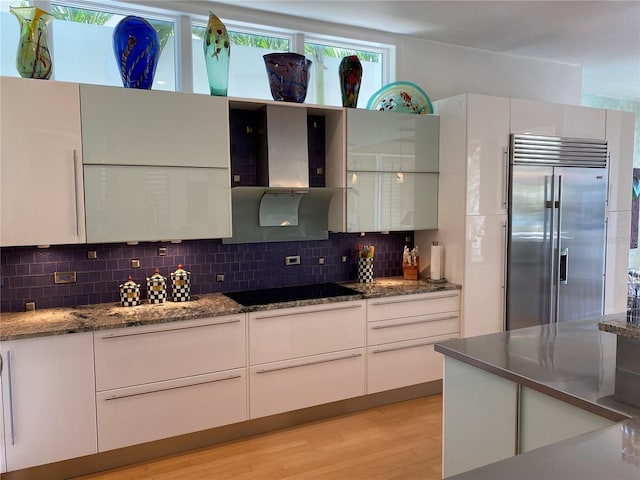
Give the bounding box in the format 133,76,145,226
605,109,634,212
510,98,606,139
345,109,439,232
466,94,510,216
0,77,85,246
80,85,232,242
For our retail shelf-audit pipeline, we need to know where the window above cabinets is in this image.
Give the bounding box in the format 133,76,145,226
0,1,394,106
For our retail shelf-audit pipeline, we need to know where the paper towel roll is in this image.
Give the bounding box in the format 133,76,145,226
431,245,443,280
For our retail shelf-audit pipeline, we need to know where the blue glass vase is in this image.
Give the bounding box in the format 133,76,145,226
112,16,160,89
203,11,230,96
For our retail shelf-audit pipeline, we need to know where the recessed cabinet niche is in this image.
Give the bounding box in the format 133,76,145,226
80,85,232,243
343,109,440,232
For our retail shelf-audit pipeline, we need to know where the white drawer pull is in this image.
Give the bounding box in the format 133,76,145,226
100,318,241,339
371,293,459,306
104,374,242,401
373,341,436,354
372,315,458,329
256,353,362,374
255,303,362,320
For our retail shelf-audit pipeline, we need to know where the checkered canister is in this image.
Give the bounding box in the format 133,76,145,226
171,264,191,302
146,269,167,304
119,276,141,307
358,257,374,283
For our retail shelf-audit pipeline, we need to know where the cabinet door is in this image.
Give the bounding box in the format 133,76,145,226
605,109,634,212
510,98,606,139
347,110,439,173
96,368,247,452
249,301,365,365
442,357,518,478
519,387,613,453
466,94,510,216
84,165,231,242
463,214,508,337
0,77,85,246
94,315,246,391
249,348,365,419
1,333,97,471
80,85,229,168
347,171,438,231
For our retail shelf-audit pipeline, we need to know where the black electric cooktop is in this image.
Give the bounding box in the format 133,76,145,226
224,283,361,306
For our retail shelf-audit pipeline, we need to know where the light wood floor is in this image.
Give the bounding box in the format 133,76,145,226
74,394,443,480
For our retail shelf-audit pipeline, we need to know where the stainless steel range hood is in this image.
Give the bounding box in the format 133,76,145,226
224,104,339,244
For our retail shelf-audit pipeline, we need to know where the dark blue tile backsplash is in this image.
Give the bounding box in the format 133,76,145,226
0,232,411,312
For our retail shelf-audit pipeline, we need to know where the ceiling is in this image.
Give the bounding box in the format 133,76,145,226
209,0,640,102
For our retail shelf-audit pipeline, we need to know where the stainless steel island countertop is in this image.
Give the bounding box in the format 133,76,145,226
435,316,640,479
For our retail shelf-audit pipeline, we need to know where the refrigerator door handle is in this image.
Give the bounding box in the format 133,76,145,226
559,248,568,284
547,175,556,323
553,175,564,321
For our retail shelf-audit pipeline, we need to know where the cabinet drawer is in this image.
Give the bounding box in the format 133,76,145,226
94,315,246,391
367,333,458,394
96,368,246,452
249,349,365,418
367,291,460,322
249,301,365,365
368,311,459,346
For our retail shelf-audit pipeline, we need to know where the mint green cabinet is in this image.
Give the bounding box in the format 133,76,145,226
80,85,231,242
344,109,439,232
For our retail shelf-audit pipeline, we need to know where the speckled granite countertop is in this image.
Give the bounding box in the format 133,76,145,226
0,278,460,341
598,317,640,340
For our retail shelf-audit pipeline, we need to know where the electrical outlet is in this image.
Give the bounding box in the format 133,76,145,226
216,274,225,282
285,255,301,266
341,256,348,263
405,236,412,243
87,250,97,259
25,301,36,311
131,259,141,268
318,257,325,265
158,247,167,256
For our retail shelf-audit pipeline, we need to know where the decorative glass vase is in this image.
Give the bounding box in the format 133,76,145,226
339,55,363,108
10,6,54,80
203,11,230,96
263,53,312,103
112,16,160,89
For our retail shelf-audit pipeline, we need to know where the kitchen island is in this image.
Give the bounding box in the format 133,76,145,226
435,315,640,478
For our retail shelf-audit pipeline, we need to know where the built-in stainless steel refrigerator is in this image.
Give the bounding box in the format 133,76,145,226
506,134,608,330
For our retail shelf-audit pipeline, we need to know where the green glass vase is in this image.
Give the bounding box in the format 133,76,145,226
10,6,54,80
203,11,230,96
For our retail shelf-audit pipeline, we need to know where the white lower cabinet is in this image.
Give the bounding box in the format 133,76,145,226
366,291,460,394
249,301,366,419
1,333,97,471
249,349,365,419
94,315,247,452
96,369,247,451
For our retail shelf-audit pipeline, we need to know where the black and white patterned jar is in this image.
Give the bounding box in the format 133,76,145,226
358,257,374,283
146,269,167,304
170,264,191,302
119,276,141,307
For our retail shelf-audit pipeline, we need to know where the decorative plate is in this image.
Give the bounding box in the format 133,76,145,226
366,81,433,114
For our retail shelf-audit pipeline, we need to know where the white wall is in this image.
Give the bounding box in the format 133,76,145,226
398,38,582,105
